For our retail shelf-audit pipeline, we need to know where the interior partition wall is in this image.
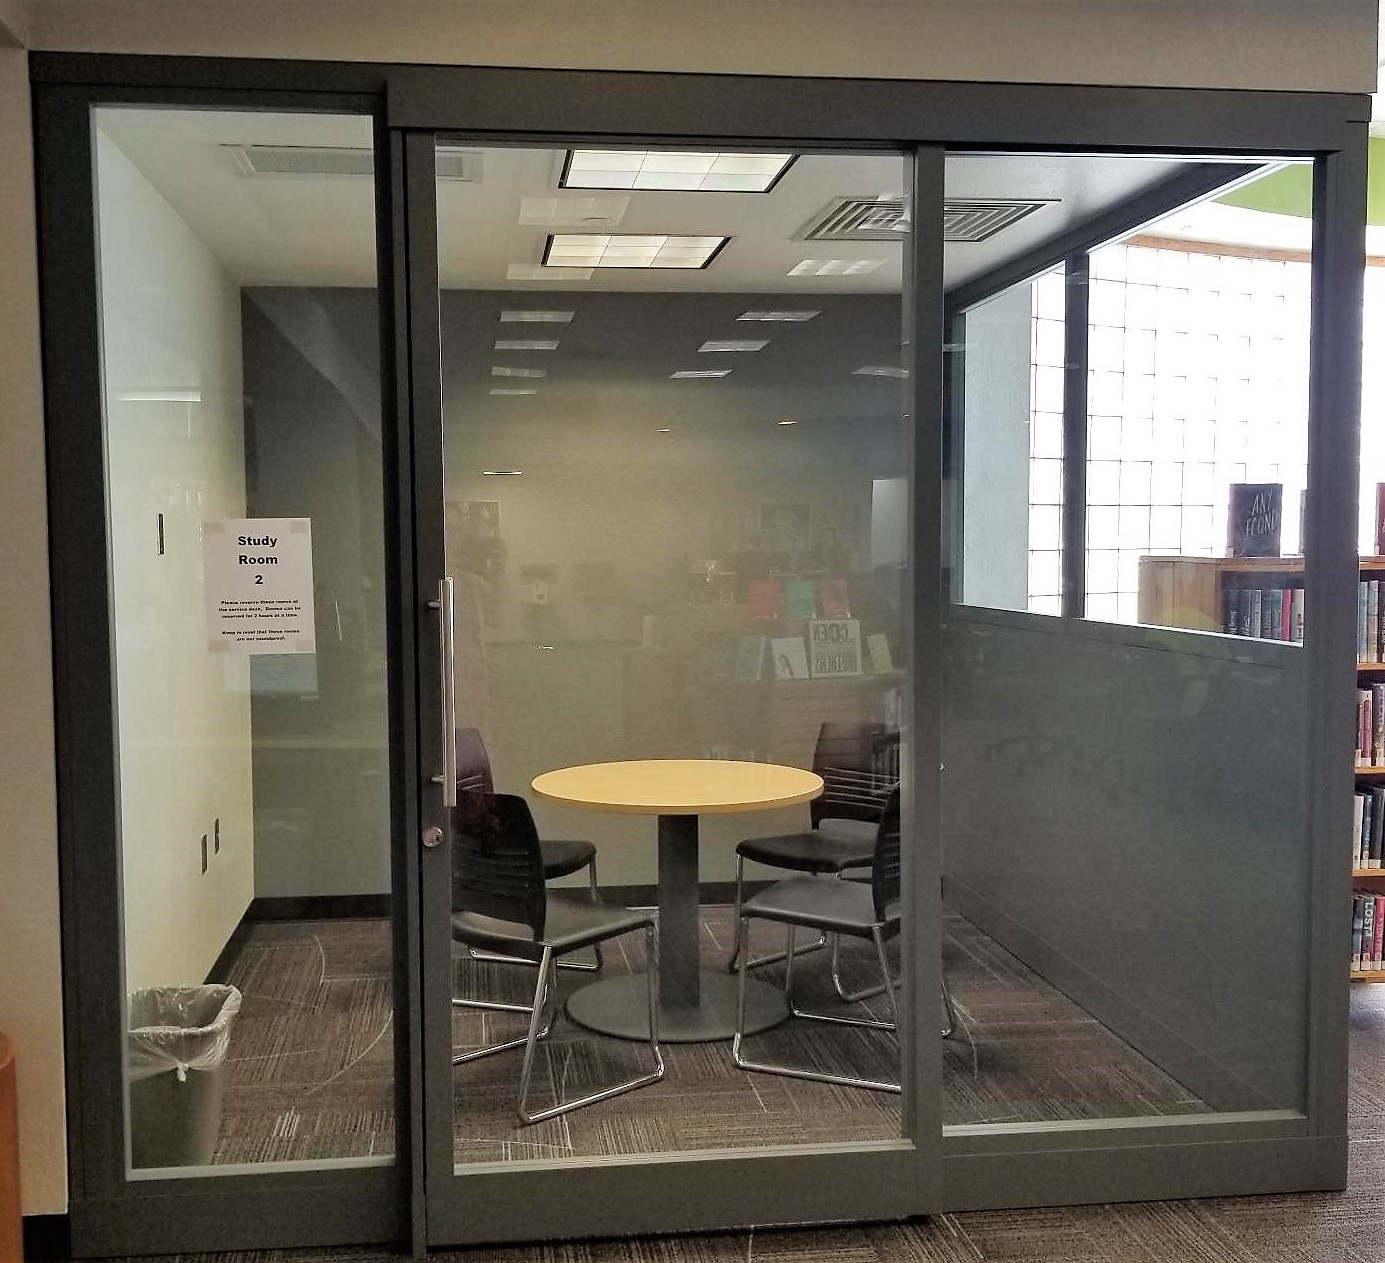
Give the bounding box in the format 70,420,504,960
31,53,1368,1258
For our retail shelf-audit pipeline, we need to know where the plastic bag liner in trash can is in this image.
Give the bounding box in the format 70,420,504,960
127,984,241,1168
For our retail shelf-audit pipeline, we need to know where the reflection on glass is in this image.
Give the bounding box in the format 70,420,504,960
942,154,1312,1132
955,266,1065,616
95,107,394,1171
437,146,912,1164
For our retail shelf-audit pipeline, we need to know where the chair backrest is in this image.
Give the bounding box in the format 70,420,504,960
455,727,495,796
870,786,903,921
451,791,547,937
811,721,898,826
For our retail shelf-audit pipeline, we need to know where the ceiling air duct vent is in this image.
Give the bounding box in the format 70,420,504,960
801,196,1052,243
224,145,483,182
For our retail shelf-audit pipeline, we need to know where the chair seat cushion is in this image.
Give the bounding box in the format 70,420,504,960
743,875,899,936
452,891,650,960
540,837,596,879
737,830,874,873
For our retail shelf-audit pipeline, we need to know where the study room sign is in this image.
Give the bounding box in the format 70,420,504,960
204,518,316,655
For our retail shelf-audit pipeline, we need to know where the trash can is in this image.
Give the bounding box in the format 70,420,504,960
127,985,241,1168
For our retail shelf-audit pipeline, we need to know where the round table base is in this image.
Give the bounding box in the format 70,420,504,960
566,972,788,1043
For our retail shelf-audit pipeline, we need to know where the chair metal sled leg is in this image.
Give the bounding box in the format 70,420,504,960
732,920,901,1095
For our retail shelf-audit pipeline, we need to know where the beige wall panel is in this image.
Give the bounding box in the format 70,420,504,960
27,0,1381,93
0,46,66,1216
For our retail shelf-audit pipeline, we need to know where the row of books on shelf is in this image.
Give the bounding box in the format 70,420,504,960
1352,891,1385,971
1352,785,1385,866
1360,579,1385,663
1219,586,1304,641
1357,685,1385,768
749,577,851,621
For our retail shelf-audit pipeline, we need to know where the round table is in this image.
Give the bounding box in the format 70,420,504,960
531,759,824,1043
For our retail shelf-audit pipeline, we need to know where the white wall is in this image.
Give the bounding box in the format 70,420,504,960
96,127,255,994
0,0,1377,1216
25,0,1380,92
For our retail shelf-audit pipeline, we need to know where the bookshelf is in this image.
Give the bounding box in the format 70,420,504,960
1139,554,1385,983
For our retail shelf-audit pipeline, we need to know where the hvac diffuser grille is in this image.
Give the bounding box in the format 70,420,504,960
802,196,1051,243
225,145,483,182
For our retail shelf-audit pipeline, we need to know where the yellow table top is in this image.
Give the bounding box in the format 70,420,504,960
531,759,823,816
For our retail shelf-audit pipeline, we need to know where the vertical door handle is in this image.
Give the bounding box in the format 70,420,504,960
438,576,458,807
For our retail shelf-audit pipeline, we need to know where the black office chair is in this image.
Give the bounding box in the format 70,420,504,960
725,722,897,1001
450,792,664,1124
732,787,905,1093
455,727,603,973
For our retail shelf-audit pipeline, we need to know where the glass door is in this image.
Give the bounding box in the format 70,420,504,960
405,133,941,1245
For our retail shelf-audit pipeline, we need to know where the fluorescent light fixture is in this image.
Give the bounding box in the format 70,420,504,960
854,366,909,378
777,418,799,426
562,150,794,193
494,339,559,351
492,366,548,378
737,310,820,322
656,427,672,433
698,339,768,353
481,470,523,476
489,388,539,396
543,234,728,270
788,258,885,277
117,389,202,403
499,310,575,323
670,369,732,379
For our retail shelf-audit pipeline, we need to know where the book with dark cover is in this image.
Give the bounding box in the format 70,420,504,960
1264,588,1280,641
1227,483,1283,557
1363,793,1373,868
1370,786,1385,867
1239,589,1254,638
1222,586,1237,634
1364,897,1375,965
1355,792,1366,867
1249,590,1263,639
1354,895,1365,969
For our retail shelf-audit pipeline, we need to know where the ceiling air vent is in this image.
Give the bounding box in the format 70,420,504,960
801,196,1052,244
943,198,1051,242
224,145,482,182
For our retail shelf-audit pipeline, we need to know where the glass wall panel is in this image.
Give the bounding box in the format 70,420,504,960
954,265,1065,615
435,145,913,1164
942,154,1312,1131
94,107,394,1172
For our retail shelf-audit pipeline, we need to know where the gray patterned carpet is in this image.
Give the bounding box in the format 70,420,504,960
117,931,1385,1261
212,906,1205,1165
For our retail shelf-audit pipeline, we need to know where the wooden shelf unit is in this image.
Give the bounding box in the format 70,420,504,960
1138,554,1385,983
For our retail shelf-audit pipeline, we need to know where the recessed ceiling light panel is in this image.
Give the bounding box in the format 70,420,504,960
854,366,909,378
491,366,547,378
543,234,729,270
788,258,885,277
494,339,559,351
698,340,769,353
562,150,794,193
481,469,524,476
499,310,575,323
670,370,732,379
506,263,594,281
489,388,539,396
737,310,821,322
